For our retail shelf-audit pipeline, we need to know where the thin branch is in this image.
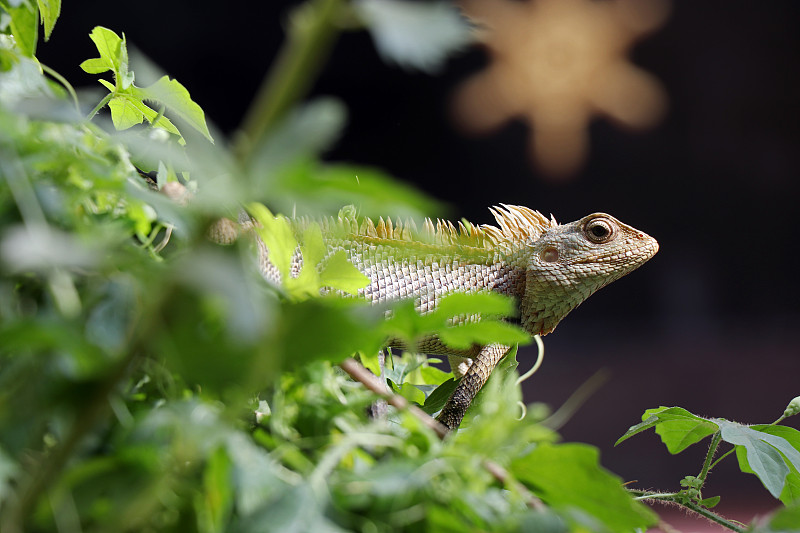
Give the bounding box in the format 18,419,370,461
340,357,448,439
698,431,722,484
631,490,746,533
482,459,545,511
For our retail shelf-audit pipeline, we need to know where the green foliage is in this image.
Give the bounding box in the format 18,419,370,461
0,1,797,532
80,26,212,143
618,403,800,527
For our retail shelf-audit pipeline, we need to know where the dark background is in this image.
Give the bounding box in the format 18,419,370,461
38,0,800,524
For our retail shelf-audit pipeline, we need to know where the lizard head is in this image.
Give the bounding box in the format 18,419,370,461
518,212,658,336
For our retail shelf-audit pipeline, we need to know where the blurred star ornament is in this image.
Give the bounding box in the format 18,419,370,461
453,0,670,178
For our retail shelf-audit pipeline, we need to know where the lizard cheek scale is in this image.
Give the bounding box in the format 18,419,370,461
255,204,658,430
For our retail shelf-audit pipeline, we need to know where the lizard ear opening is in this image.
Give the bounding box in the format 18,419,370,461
540,247,559,262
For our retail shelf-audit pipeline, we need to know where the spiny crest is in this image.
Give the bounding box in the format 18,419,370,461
311,204,557,252
482,204,557,251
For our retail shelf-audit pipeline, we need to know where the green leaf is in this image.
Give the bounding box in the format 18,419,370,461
421,378,457,415
275,299,386,370
616,406,719,453
108,94,145,129
512,443,658,531
247,203,298,283
720,419,800,501
396,382,425,405
438,321,529,350
79,57,111,74
7,1,38,57
198,447,233,533
37,0,60,41
318,250,370,295
134,75,213,142
432,291,517,320
82,26,123,76
698,495,720,508
767,503,800,531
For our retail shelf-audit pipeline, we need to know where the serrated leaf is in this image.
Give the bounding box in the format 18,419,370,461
355,0,473,73
719,419,800,501
37,0,60,41
85,26,123,74
319,250,370,295
616,407,718,453
512,443,657,531
134,75,213,142
247,203,298,283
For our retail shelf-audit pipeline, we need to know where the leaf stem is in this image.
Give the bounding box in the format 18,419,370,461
40,62,80,113
233,0,345,162
698,431,722,484
86,92,113,122
631,490,746,533
708,448,735,471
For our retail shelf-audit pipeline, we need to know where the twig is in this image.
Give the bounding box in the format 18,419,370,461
340,357,448,439
341,357,550,511
630,490,746,533
482,459,545,510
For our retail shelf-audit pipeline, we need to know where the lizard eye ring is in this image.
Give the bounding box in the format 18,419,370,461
583,217,616,244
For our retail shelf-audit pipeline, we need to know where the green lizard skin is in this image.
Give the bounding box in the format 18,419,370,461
256,205,659,430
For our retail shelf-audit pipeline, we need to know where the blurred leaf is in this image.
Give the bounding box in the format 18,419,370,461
766,503,800,531
512,443,658,531
198,446,234,533
247,202,298,283
616,406,719,453
0,445,17,504
355,0,473,73
248,97,346,174
432,291,517,319
438,321,529,350
275,298,386,371
267,158,441,220
6,1,38,57
318,250,370,295
237,484,347,533
0,224,98,272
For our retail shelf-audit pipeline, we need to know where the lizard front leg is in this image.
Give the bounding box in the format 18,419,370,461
436,343,512,430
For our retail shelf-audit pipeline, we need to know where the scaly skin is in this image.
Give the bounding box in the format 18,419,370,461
256,205,659,430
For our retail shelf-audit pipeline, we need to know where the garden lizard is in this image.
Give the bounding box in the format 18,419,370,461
251,205,658,430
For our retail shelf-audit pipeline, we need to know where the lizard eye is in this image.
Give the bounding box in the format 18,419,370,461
583,217,616,244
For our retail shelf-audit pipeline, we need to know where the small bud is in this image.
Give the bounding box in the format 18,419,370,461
161,181,191,206
783,396,800,419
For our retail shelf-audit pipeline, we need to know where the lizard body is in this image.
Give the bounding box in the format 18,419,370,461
255,205,658,429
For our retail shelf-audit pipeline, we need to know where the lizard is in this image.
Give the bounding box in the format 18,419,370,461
248,204,658,430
